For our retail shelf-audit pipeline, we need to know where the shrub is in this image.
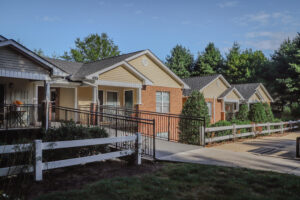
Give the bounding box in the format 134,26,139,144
236,104,249,121
263,103,274,122
249,103,267,123
179,91,209,144
43,121,109,162
207,120,232,137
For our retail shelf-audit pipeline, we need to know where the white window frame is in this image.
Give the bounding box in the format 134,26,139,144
206,102,212,116
156,91,170,113
123,89,134,108
106,90,119,106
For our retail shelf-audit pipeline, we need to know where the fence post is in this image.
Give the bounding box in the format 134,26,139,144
199,126,205,146
34,140,43,181
281,122,284,134
267,122,270,134
232,124,236,140
136,133,142,165
296,137,300,158
252,123,256,137
153,119,156,159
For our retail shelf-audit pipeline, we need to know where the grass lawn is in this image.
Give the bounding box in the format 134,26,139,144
34,162,300,200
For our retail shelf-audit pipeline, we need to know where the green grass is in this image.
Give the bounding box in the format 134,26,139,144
35,163,300,200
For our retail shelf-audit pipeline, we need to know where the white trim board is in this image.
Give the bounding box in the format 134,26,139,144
95,80,142,88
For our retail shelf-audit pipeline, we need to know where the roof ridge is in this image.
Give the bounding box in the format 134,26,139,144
184,74,220,80
83,50,145,65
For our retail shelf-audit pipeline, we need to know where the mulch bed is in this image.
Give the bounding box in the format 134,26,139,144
0,159,162,199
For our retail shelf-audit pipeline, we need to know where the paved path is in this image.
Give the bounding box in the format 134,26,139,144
157,132,300,176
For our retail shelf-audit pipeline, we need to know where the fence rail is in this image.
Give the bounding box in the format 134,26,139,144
0,133,142,181
205,120,300,143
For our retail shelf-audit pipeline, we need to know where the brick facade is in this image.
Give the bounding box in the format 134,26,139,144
205,98,224,123
137,85,183,114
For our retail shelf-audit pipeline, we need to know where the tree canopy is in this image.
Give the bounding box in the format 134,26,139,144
61,33,120,63
193,42,223,76
165,45,194,78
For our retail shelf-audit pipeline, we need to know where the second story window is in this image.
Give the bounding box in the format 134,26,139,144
156,91,170,113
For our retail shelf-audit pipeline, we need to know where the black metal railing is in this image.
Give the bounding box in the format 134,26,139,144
80,105,205,142
0,104,41,130
50,106,156,158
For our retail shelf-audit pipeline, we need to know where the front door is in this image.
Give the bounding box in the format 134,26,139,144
0,85,4,106
124,90,133,108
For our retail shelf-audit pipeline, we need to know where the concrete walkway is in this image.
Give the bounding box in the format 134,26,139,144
157,132,300,176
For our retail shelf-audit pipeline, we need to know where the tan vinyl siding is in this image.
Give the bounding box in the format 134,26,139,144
226,90,241,101
128,55,182,88
99,65,142,84
249,93,261,102
257,86,272,103
202,78,229,98
77,87,93,109
0,46,49,75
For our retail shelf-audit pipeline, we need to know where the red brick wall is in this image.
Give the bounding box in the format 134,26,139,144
205,98,224,124
137,85,182,114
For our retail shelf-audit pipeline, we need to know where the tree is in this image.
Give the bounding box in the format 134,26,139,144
221,42,268,84
193,42,223,76
263,103,274,122
179,91,209,144
236,104,249,121
61,33,120,62
249,103,267,123
33,48,45,57
268,33,300,110
165,45,193,78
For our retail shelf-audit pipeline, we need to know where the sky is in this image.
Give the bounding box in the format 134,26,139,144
0,0,299,60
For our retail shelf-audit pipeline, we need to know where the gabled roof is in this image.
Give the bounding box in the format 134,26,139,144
0,37,68,77
218,86,244,100
72,50,144,79
182,74,230,96
233,83,274,102
44,57,83,75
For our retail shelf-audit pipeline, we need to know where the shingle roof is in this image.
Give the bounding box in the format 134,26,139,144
72,50,144,79
44,50,144,78
233,83,261,100
182,74,221,96
219,87,235,99
44,57,83,75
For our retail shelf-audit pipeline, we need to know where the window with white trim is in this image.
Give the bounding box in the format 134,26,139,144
156,91,170,113
206,102,212,116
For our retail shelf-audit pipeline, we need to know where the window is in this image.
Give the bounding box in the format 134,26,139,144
106,91,118,106
156,92,170,113
206,102,212,116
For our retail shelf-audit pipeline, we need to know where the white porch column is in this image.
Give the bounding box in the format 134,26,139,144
137,88,142,104
43,81,50,130
74,87,78,122
92,86,98,104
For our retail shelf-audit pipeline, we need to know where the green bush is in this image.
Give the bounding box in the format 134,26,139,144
43,121,109,162
249,103,267,123
179,91,209,144
236,104,249,121
207,120,232,137
263,103,274,122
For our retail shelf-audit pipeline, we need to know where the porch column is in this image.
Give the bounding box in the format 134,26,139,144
137,88,142,104
74,87,78,122
90,86,98,125
42,81,50,130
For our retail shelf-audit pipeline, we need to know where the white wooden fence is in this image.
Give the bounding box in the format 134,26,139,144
0,133,142,181
205,120,300,143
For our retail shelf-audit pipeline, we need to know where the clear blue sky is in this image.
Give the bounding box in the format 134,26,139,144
1,0,299,60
